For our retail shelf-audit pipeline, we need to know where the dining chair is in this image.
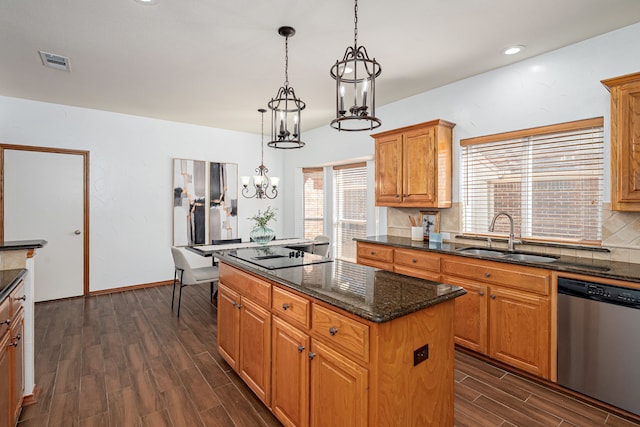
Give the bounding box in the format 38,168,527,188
313,235,331,257
171,247,219,316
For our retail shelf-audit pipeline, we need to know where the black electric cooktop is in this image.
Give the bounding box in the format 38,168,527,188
228,246,333,270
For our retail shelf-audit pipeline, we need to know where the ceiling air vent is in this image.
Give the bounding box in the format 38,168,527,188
38,51,71,71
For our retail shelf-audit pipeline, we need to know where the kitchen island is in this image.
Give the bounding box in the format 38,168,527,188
213,246,466,427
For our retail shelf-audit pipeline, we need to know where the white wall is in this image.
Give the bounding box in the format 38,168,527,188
282,22,640,235
0,97,286,292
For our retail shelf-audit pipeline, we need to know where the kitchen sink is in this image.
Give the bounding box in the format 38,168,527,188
456,247,558,263
455,247,508,258
503,253,558,263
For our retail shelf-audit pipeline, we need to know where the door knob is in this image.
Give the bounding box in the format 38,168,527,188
74,230,81,235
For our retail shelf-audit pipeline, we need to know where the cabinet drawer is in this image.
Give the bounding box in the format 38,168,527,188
9,280,26,316
357,243,394,263
312,304,369,363
394,249,440,272
0,297,9,337
220,263,271,307
442,257,550,295
272,286,311,329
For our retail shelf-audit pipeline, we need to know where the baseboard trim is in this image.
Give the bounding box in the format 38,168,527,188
22,385,40,406
89,280,173,296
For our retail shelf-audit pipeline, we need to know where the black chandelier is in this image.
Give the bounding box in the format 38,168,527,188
241,109,279,199
330,0,381,131
267,26,306,149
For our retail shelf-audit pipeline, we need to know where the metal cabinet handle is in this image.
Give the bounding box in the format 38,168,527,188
478,291,485,296
0,319,10,326
412,259,417,263
16,295,26,301
329,327,338,336
74,230,81,235
231,302,237,307
490,294,496,300
282,303,290,311
237,304,242,309
297,345,305,353
10,334,21,347
370,251,376,255
308,352,316,360
484,272,491,278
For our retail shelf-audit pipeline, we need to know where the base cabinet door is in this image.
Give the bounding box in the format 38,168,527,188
309,340,368,427
446,276,487,354
10,310,24,423
271,317,310,427
488,287,550,377
239,297,271,406
0,332,10,427
217,284,240,371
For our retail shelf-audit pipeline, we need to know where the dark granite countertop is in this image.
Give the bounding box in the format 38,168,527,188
0,240,47,251
355,235,640,285
0,269,28,303
214,249,466,323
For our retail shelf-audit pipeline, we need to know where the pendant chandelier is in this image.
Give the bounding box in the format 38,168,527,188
241,109,279,199
267,26,306,149
330,0,381,131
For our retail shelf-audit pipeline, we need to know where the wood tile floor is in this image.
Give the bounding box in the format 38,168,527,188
17,284,640,427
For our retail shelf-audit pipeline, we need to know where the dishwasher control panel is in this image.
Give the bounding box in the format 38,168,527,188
559,277,640,309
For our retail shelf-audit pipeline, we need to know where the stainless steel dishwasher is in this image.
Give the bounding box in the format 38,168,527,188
557,277,640,416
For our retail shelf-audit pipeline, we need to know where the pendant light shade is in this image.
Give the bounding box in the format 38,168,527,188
330,0,381,131
268,26,305,149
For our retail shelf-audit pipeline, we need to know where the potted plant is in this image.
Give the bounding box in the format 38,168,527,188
248,206,277,245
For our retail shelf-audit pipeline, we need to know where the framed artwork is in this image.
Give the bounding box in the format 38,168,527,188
419,211,440,239
173,159,238,246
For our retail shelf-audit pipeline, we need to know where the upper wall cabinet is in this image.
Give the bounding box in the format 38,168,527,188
372,119,455,208
602,71,640,211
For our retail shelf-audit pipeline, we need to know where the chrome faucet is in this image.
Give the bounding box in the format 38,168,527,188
489,212,518,251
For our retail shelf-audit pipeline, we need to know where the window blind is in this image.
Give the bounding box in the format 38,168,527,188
333,162,367,262
460,118,604,243
302,167,324,240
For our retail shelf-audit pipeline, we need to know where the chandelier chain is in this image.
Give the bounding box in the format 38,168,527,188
284,35,289,87
260,110,265,164
354,0,358,47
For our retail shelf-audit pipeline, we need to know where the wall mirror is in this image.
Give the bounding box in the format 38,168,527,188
173,159,238,246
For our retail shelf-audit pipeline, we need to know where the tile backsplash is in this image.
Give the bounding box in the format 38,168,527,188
387,203,640,264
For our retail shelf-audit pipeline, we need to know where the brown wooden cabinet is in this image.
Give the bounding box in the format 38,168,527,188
602,71,640,211
356,242,441,282
10,310,24,424
0,331,10,427
217,283,240,371
372,119,455,208
217,280,272,406
0,278,26,427
442,256,552,379
271,317,310,427
238,297,271,405
356,241,553,380
309,339,368,427
219,261,457,426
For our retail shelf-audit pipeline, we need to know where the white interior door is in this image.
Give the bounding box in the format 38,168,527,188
4,149,85,301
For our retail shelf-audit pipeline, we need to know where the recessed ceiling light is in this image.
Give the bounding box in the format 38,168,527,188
502,45,525,55
134,0,157,4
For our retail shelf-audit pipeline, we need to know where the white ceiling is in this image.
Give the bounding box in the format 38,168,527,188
2,0,640,135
